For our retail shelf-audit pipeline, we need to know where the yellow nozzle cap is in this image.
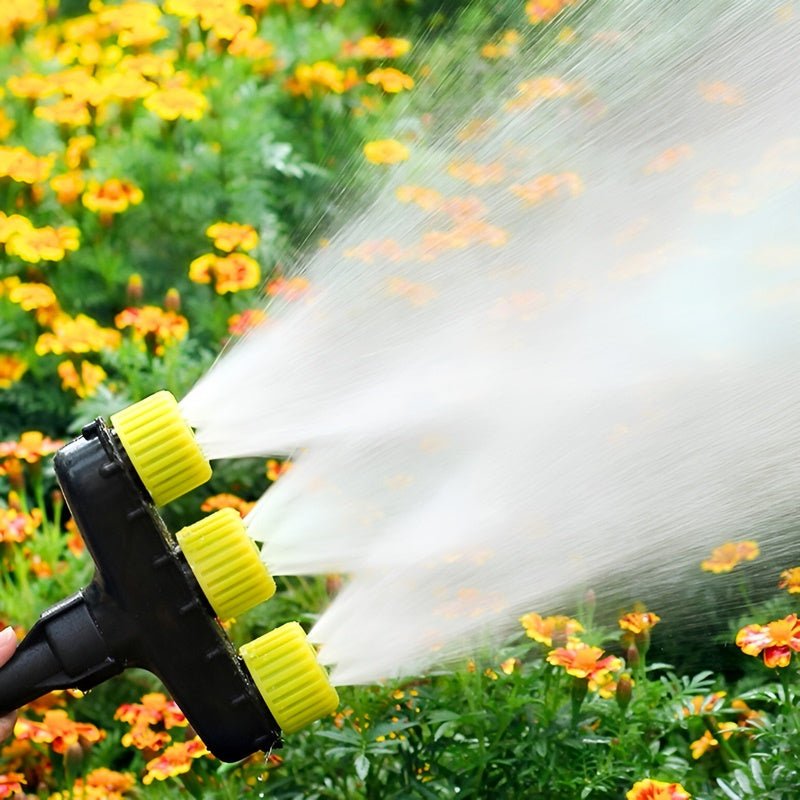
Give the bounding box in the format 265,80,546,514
240,622,339,734
177,508,275,620
110,391,212,506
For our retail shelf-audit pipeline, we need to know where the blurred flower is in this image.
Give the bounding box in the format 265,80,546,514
0,109,14,141
690,722,738,759
5,225,80,264
0,146,55,184
778,566,800,593
0,432,62,463
144,87,208,121
0,355,27,389
701,540,760,573
206,221,259,252
363,139,409,165
164,287,181,312
266,458,292,481
36,314,121,355
525,0,577,24
547,642,622,684
0,1,46,41
510,172,584,205
50,171,86,205
227,308,267,335
57,360,107,398
505,76,576,111
395,184,442,210
619,610,661,635
731,698,762,728
448,160,505,186
643,145,694,175
0,772,24,798
366,67,414,93
481,30,521,59
266,276,309,300
699,81,744,106
680,691,726,718
344,238,406,263
0,500,43,544
102,71,156,103
342,35,411,59
286,61,358,97
82,178,144,219
114,306,189,355
499,657,519,675
7,73,55,100
0,213,33,243
519,612,584,646
387,276,437,306
626,779,691,800
34,99,93,128
65,135,96,170
189,253,261,293
201,493,255,517
71,768,135,800
142,737,208,784
116,693,186,731
736,614,800,668
14,710,104,754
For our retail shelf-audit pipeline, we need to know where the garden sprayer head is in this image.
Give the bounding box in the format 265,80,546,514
0,391,338,761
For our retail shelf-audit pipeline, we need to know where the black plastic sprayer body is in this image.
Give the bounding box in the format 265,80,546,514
0,393,338,761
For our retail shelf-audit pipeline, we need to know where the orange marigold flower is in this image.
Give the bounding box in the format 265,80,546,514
266,458,292,482
364,139,409,165
5,225,80,264
619,610,661,635
200,493,255,517
519,612,584,646
0,503,43,544
121,722,171,751
142,737,208,785
82,178,144,216
65,135,96,170
690,722,738,759
50,171,86,205
227,308,267,336
736,614,800,668
547,641,622,683
206,221,258,252
14,710,104,754
626,778,691,800
72,767,135,799
778,567,800,594
0,355,27,389
116,693,186,730
0,772,25,797
57,360,107,398
680,690,726,718
342,35,411,59
731,698,762,728
510,172,584,205
213,253,261,294
36,314,121,356
266,276,309,300
701,540,760,573
144,87,208,121
525,0,577,24
366,67,414,93
114,306,189,355
395,184,442,210
0,432,62,464
0,146,55,184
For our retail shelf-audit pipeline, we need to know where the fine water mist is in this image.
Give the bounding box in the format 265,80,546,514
180,0,800,685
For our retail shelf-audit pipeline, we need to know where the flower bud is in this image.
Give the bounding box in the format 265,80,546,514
164,288,181,312
626,643,640,669
126,273,143,304
616,673,633,712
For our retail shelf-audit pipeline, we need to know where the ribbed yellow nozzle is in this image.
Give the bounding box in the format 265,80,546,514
177,508,275,621
240,622,339,734
110,391,212,507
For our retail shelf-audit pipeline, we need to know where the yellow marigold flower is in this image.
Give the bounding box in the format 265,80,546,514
102,71,157,102
286,61,358,97
6,73,55,100
65,135,96,170
520,612,583,646
213,252,261,294
266,457,292,481
0,501,43,543
14,710,104,754
48,67,104,105
143,87,208,121
57,360,107,398
343,35,411,59
34,99,93,128
736,614,800,668
200,493,255,517
114,305,189,355
0,213,32,244
121,723,171,751
499,657,519,675
690,722,738,760
227,308,267,335
82,178,144,216
700,540,760,573
50,171,86,205
116,692,186,730
626,778,691,800
0,355,27,389
72,767,136,800
203,9,256,41
5,225,80,264
142,737,208,785
0,0,46,41
6,280,58,315
35,314,121,356
778,566,800,594
0,431,62,464
619,610,661,635
118,53,176,81
547,641,623,684
395,184,442,210
206,221,259,252
0,146,55,184
525,0,577,24
0,108,14,141
188,252,216,284
448,160,506,186
366,67,414,93
364,139,409,165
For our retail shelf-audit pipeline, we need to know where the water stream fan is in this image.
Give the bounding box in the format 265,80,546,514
0,391,338,762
